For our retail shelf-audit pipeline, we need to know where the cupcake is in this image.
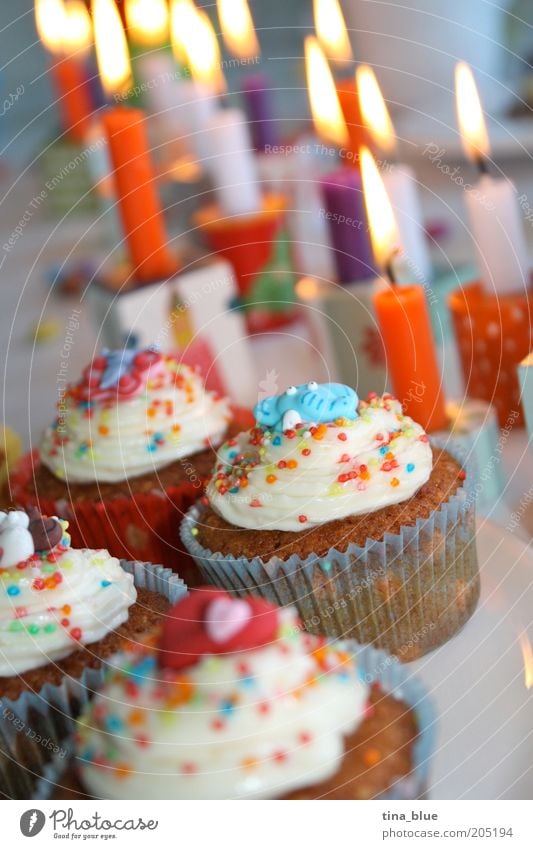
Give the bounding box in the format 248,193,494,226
46,588,434,800
181,382,479,660
8,347,231,581
0,506,185,799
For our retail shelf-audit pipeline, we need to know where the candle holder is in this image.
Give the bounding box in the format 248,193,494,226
434,398,504,510
448,281,533,427
194,193,298,333
295,275,388,399
89,257,258,408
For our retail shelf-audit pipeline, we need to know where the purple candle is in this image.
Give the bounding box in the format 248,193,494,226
242,73,279,151
321,168,376,284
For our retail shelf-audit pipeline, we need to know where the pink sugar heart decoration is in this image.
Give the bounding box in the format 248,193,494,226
205,597,252,644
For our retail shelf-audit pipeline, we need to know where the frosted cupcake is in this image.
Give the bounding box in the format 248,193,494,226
182,382,479,660
9,348,231,579
0,507,182,799
48,589,433,800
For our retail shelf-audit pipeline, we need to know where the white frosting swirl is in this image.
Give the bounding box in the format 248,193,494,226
207,395,432,531
76,608,368,799
0,546,136,675
40,358,230,484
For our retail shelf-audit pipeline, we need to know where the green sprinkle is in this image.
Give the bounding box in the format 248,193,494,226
8,621,23,632
191,528,199,537
28,624,40,635
321,561,332,573
44,623,57,633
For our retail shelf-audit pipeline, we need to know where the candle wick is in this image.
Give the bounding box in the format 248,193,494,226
475,155,489,176
385,256,397,285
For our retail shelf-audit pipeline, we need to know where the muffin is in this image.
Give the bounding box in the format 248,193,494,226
0,506,186,799
181,382,479,660
45,588,434,800
8,347,231,582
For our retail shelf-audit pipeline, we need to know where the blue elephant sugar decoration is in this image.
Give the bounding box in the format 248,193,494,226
254,381,359,433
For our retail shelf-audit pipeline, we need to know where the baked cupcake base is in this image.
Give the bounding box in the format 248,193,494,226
36,641,435,801
0,560,187,800
45,688,418,801
182,444,479,661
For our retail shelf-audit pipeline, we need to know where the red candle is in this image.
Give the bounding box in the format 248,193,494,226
102,107,177,283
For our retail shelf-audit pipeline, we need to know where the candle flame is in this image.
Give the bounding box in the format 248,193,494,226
519,632,533,690
62,0,92,57
172,1,225,92
356,64,396,154
92,0,132,97
125,0,168,48
217,0,259,60
313,0,352,63
455,61,490,164
305,36,348,148
35,0,67,56
360,145,400,269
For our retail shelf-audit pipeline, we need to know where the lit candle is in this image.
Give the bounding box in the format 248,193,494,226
357,64,432,284
203,108,262,217
177,2,226,95
35,0,93,142
216,0,277,151
93,0,176,283
305,38,374,283
125,0,168,49
313,0,369,158
361,146,447,432
305,36,348,149
455,62,529,294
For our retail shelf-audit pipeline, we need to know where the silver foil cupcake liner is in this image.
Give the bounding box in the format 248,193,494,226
34,641,436,801
0,560,187,799
181,438,479,662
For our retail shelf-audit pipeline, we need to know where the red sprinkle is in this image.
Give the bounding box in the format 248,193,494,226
459,470,466,480
298,515,307,524
32,578,45,591
420,434,429,443
301,448,311,457
337,432,347,441
70,627,82,641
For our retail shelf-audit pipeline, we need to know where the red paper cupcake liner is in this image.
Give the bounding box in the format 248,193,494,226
7,451,201,586
6,409,254,588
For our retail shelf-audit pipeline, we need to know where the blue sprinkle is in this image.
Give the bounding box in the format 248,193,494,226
146,444,157,452
101,579,112,588
240,675,255,688
321,561,332,573
228,450,237,460
406,463,415,473
272,436,281,446
220,699,235,715
7,585,20,596
229,487,239,494
379,446,388,455
105,714,123,732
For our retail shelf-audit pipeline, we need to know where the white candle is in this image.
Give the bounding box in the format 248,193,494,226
464,174,529,294
356,65,432,284
206,109,262,215
382,163,432,284
205,108,262,216
455,61,530,294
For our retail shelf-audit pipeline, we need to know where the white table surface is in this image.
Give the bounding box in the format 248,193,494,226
1,168,532,800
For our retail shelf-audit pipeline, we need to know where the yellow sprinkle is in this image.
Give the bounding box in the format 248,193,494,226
328,483,344,497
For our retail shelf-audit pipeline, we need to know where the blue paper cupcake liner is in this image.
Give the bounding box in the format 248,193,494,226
181,438,479,662
34,640,436,801
0,560,187,799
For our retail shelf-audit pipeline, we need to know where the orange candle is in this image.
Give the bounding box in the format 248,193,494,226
361,145,447,432
102,107,177,283
50,58,93,142
373,285,448,432
335,78,370,159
